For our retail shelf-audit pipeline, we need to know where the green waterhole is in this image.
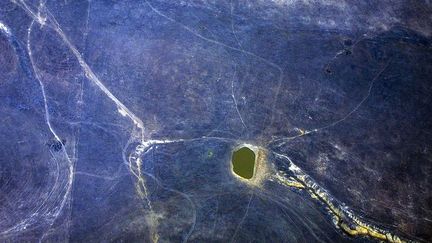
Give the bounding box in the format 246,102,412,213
232,147,256,179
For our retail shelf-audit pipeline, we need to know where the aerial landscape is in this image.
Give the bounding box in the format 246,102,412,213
0,0,431,242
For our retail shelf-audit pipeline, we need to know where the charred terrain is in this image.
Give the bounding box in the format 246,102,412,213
0,1,431,242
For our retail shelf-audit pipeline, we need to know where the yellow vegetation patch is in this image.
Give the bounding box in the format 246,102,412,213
273,152,409,243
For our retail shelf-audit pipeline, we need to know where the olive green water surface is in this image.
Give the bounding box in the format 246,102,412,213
232,147,255,179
